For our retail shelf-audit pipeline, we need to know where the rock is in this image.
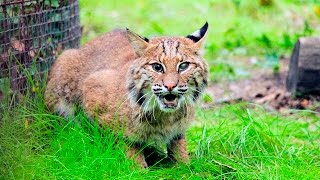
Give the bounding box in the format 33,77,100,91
286,37,320,94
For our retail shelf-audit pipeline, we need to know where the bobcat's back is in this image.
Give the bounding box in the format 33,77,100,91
45,29,135,115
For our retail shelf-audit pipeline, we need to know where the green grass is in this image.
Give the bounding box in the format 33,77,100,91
1,0,320,179
1,92,319,179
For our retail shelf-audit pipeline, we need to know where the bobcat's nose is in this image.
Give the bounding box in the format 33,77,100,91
164,81,177,91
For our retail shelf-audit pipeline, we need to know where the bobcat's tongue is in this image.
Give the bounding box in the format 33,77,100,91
163,94,178,107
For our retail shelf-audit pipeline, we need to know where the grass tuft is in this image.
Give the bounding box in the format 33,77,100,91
1,97,319,179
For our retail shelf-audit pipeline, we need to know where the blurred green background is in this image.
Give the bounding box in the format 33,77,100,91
80,0,319,54
79,0,320,82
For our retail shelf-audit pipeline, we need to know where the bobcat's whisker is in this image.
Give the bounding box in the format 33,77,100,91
151,95,157,121
143,93,154,113
115,91,133,111
188,86,207,102
188,87,205,95
136,91,152,106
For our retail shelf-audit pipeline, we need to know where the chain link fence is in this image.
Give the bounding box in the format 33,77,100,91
0,0,81,103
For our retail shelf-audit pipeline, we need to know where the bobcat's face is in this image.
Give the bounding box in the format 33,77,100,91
127,23,208,112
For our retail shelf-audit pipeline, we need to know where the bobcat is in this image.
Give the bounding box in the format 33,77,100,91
45,22,209,168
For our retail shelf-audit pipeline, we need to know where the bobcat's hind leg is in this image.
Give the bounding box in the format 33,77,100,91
56,99,74,117
45,83,74,117
45,49,80,117
45,93,74,117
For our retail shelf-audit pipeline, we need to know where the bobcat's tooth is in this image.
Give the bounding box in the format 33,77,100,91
163,96,178,106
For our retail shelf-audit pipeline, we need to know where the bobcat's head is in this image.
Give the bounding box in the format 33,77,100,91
127,23,208,113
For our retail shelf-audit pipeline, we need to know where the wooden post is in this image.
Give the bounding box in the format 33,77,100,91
286,37,320,94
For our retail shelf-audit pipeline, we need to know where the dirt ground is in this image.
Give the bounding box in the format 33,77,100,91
206,58,320,115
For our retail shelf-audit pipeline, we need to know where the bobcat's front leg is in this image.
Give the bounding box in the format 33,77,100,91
167,134,190,164
126,143,148,168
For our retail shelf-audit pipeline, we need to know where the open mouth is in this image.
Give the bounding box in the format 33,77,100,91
162,94,178,108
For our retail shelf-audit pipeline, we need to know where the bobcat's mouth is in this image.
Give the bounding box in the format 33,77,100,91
163,94,178,107
157,93,181,112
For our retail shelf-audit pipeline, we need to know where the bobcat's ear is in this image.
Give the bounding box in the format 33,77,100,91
126,28,149,56
186,22,209,51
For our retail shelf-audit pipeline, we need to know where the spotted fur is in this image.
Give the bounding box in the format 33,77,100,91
45,23,209,168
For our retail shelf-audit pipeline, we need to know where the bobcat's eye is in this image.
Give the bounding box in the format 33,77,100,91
152,63,164,73
178,62,189,73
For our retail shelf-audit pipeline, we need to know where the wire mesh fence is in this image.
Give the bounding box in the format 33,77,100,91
0,0,81,102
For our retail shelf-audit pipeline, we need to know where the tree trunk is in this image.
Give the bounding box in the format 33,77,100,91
286,37,320,94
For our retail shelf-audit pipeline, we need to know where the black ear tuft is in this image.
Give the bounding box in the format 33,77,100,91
143,37,149,43
186,22,209,42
